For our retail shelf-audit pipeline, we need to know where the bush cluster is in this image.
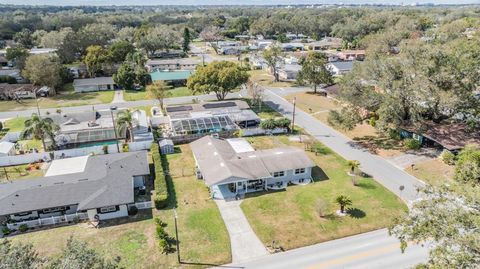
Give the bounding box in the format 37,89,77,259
260,117,291,130
154,217,172,254
151,143,168,209
404,138,422,150
441,150,456,165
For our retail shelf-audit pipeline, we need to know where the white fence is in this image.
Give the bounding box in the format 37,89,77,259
7,212,89,230
242,127,288,137
0,139,153,167
128,201,154,210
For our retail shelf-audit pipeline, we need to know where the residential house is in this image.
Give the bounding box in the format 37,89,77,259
219,46,249,55
249,39,274,51
150,70,193,85
0,151,149,230
307,37,343,51
191,136,315,200
326,61,355,76
73,77,118,93
0,69,26,83
278,64,302,81
152,50,184,59
249,55,268,70
146,58,200,72
399,121,480,153
162,100,261,143
0,141,15,156
0,84,36,100
280,43,304,52
337,50,366,61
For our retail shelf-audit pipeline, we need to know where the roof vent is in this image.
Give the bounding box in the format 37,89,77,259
78,178,88,182
54,182,64,185
15,194,19,197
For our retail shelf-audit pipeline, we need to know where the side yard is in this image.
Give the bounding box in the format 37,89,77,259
249,70,295,88
8,144,231,268
241,135,407,250
124,86,196,102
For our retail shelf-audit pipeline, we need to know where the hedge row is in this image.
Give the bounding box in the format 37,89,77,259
151,143,169,209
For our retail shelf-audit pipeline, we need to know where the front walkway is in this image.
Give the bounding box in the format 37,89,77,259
214,199,269,263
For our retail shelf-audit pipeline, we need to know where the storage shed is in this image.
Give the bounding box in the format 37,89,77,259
159,139,174,155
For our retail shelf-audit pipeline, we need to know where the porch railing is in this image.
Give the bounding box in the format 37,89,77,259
7,212,89,230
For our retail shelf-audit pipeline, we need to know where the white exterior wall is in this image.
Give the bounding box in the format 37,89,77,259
10,211,39,221
87,204,128,221
38,205,78,218
266,167,312,185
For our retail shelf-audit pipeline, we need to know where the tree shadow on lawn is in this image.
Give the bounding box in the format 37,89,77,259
355,180,376,189
352,135,404,154
346,208,366,219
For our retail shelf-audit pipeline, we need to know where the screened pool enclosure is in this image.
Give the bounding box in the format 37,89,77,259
170,115,237,136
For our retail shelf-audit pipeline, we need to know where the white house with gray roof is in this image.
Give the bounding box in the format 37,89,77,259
0,151,149,230
73,77,117,92
190,136,315,200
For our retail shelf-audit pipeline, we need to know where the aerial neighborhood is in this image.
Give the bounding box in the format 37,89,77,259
0,3,479,269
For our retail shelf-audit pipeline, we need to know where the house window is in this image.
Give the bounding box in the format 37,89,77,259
98,205,118,214
272,171,285,178
41,206,70,214
295,168,306,175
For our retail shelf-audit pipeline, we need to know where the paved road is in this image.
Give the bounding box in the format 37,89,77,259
0,92,242,120
214,229,428,269
263,88,425,203
215,200,269,263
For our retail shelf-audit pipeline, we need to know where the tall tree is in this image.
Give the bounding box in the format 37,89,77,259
0,239,45,268
187,61,249,100
182,27,191,53
83,45,107,77
5,47,29,70
390,184,480,268
297,52,333,93
262,43,284,82
454,145,480,184
116,109,138,142
22,54,63,95
107,40,135,64
20,113,59,151
14,28,34,49
147,80,171,111
113,63,135,90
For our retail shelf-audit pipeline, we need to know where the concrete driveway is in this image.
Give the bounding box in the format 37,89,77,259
215,199,269,263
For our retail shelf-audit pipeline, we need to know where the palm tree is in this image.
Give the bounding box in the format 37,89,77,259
116,109,138,142
347,160,360,175
336,195,352,214
21,113,59,151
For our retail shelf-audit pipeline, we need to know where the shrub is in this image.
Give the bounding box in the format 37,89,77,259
388,129,401,140
368,117,376,127
128,205,138,216
154,217,172,254
152,143,169,209
0,121,3,131
102,145,109,154
158,238,170,254
404,138,421,150
260,118,276,130
274,117,291,129
441,150,456,165
122,143,129,152
2,226,11,235
18,224,28,232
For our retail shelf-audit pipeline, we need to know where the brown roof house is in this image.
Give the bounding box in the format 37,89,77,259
190,136,315,200
399,121,480,152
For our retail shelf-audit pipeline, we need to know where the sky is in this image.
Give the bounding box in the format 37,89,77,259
1,0,479,5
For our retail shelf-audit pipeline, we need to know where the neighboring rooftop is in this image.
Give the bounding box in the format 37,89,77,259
329,61,354,71
401,121,480,151
73,77,114,87
0,141,15,154
150,70,193,81
0,151,149,216
190,136,315,186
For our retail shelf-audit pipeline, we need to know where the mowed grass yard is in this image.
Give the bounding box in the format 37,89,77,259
249,69,295,88
9,144,231,268
0,83,114,112
284,92,404,157
405,158,454,186
241,135,407,250
124,86,196,101
0,163,44,182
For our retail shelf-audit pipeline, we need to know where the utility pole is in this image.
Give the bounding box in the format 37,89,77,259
291,97,296,133
110,106,120,153
3,167,9,182
173,207,181,264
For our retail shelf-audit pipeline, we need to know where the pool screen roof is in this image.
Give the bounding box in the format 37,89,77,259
171,115,236,135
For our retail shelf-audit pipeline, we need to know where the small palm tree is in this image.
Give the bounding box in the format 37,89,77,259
347,160,360,174
116,109,138,142
21,113,59,151
336,195,352,214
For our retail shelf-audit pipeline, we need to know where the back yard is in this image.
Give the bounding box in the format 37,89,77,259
124,86,196,101
241,135,407,250
8,144,231,268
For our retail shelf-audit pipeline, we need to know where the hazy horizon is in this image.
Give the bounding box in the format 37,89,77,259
1,0,479,6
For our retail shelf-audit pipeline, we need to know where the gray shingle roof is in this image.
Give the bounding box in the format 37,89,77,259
0,151,149,216
190,136,315,186
73,77,114,87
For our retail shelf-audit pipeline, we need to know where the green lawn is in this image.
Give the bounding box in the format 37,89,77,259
241,135,407,251
124,87,196,102
249,69,296,88
8,144,231,268
0,84,114,112
2,117,27,132
405,158,454,186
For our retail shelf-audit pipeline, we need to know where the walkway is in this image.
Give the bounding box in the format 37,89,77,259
214,199,269,263
263,88,425,203
111,90,125,103
212,229,428,269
